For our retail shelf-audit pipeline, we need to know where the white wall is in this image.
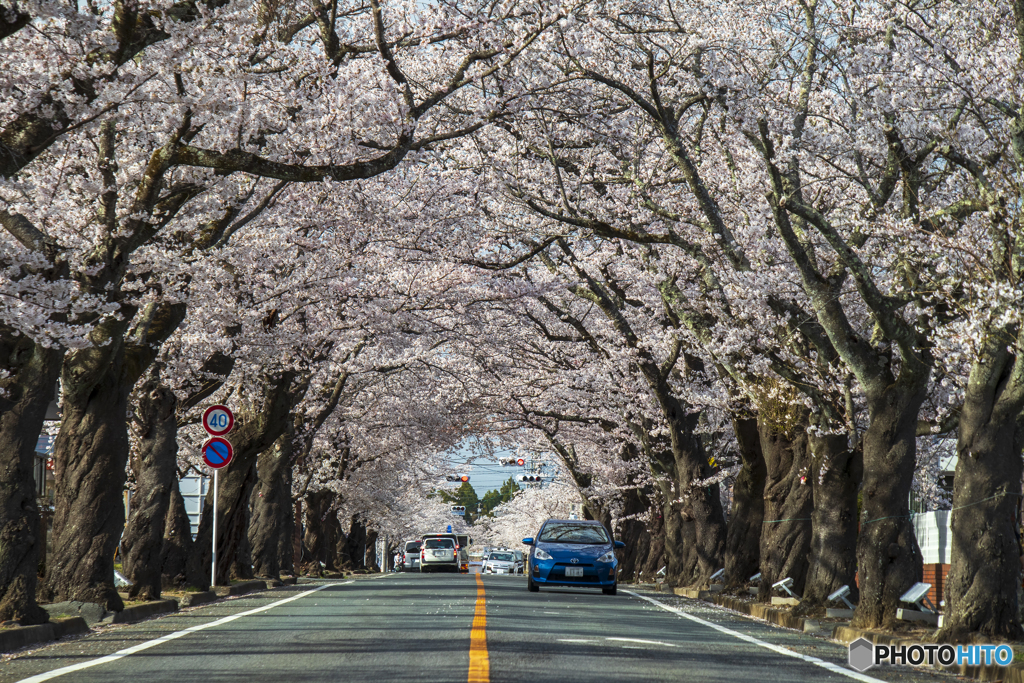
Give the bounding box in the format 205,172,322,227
912,510,951,564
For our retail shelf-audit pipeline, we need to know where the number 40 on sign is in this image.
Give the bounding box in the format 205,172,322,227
203,404,234,436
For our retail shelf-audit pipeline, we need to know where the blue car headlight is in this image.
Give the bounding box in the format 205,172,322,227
534,547,553,561
597,550,616,563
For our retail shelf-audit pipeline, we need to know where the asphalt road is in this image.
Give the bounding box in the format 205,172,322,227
2,574,960,683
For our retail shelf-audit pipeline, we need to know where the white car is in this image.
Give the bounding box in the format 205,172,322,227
403,540,422,571
482,550,520,574
420,537,458,573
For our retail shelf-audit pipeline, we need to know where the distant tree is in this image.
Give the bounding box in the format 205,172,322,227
455,482,480,522
479,477,521,517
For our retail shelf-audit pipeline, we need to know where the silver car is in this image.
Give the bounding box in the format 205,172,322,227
420,538,458,573
482,550,518,574
403,540,422,571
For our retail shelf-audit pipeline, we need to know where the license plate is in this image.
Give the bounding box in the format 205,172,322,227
565,567,584,577
434,551,445,557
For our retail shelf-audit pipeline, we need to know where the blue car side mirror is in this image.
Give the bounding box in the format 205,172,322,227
614,541,625,549
522,538,534,545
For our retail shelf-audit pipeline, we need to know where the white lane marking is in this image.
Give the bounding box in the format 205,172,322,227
622,590,885,683
606,637,678,647
557,638,598,643
17,583,343,682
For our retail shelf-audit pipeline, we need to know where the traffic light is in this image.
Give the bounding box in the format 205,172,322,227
450,505,466,515
518,475,542,482
444,474,470,482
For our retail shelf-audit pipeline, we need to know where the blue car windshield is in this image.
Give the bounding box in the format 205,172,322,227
538,523,610,544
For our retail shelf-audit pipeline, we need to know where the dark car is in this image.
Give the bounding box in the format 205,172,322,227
523,519,624,595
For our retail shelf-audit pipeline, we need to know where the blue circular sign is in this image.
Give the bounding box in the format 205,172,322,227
203,437,233,469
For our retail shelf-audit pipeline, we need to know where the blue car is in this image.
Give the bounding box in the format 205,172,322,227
523,519,625,595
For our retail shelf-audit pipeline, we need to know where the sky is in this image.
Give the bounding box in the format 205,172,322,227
445,452,519,498
442,438,541,498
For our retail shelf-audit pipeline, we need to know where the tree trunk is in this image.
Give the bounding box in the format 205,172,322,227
194,371,302,585
0,335,61,625
582,499,612,536
797,427,861,614
338,516,367,570
757,419,813,602
229,467,257,582
250,431,294,579
197,452,257,585
303,489,342,571
161,486,205,589
638,491,671,581
853,382,926,630
44,302,185,609
616,483,658,582
676,512,701,585
665,403,727,587
44,332,132,611
939,336,1024,640
364,531,379,570
122,378,178,600
722,418,766,589
656,477,687,586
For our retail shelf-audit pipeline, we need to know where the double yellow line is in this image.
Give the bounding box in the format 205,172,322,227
468,573,489,683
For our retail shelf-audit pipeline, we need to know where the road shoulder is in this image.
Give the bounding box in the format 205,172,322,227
0,582,342,683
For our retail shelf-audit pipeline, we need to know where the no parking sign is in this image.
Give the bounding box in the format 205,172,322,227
202,437,234,469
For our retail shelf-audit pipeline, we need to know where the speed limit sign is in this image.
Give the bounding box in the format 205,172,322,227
202,405,234,436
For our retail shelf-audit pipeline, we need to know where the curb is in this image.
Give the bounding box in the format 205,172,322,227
0,617,89,654
708,594,820,633
671,588,821,633
832,624,1024,682
215,580,268,598
111,599,178,624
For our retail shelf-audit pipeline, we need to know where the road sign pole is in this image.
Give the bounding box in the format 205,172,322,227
201,405,233,589
211,468,218,587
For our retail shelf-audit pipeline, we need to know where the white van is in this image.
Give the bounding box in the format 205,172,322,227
421,533,471,573
420,537,458,572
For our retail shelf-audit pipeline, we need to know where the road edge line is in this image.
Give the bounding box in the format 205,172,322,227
16,583,343,683
622,590,885,683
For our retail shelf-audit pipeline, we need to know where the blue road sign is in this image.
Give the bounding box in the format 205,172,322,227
203,437,233,469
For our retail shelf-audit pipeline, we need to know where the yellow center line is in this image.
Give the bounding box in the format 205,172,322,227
468,573,490,683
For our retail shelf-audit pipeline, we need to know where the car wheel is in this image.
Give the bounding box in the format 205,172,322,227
528,576,539,592
602,583,617,596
